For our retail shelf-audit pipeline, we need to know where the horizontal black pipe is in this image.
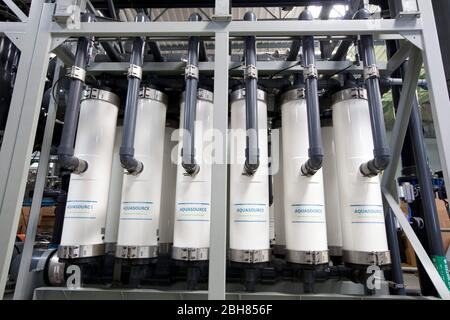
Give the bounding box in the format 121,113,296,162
243,11,260,175
355,9,391,177
58,13,95,174
181,13,202,175
120,12,148,175
299,10,323,177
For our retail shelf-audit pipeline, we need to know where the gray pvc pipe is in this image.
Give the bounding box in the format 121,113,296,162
120,12,147,175
355,9,391,177
299,10,323,177
181,13,202,175
243,11,260,175
58,13,95,174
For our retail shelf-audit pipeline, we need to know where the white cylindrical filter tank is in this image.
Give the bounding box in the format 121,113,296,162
58,88,119,259
229,88,270,264
280,87,328,265
321,117,343,259
272,126,286,255
104,126,124,253
116,87,167,259
332,88,390,266
172,88,214,261
269,131,275,246
158,124,178,255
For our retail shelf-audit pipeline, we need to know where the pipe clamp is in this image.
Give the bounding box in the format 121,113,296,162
304,64,318,79
127,64,142,80
364,64,380,80
67,66,86,82
244,64,258,80
185,64,199,80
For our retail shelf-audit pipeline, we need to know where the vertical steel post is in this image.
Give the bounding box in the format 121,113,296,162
417,0,450,190
208,31,229,300
13,60,63,300
0,1,54,299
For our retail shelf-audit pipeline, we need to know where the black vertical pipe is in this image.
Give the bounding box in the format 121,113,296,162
120,12,147,175
299,10,323,177
148,41,164,62
355,9,391,177
58,13,95,174
181,13,202,175
243,11,260,175
100,41,122,62
387,0,450,295
409,98,450,292
287,40,301,61
432,0,450,96
199,40,208,62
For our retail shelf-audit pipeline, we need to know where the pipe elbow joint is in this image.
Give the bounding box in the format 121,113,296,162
59,154,88,174
182,162,200,176
359,155,390,178
244,160,260,176
301,156,323,177
120,154,143,176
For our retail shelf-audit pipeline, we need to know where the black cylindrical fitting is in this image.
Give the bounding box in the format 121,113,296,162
299,10,323,177
356,9,391,177
243,11,260,175
120,12,148,175
181,13,202,176
58,13,95,174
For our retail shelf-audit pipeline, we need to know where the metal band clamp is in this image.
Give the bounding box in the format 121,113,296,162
67,66,86,82
364,64,380,80
185,64,199,80
244,64,258,80
127,64,142,80
304,64,318,79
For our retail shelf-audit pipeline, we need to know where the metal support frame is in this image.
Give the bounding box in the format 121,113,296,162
2,0,28,22
0,0,450,300
0,0,54,299
13,60,63,300
208,31,229,300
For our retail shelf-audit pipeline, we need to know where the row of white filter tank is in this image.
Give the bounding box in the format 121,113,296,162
58,86,391,267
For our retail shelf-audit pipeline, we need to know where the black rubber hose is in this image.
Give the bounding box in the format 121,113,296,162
181,13,202,175
120,12,148,175
58,13,95,174
355,8,391,177
243,11,260,175
299,10,323,177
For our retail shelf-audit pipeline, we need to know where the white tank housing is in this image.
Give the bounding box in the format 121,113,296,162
229,88,270,264
159,126,178,255
172,88,214,262
58,88,119,259
321,120,343,257
116,87,167,259
332,88,391,266
104,126,124,253
272,127,286,254
280,87,328,265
